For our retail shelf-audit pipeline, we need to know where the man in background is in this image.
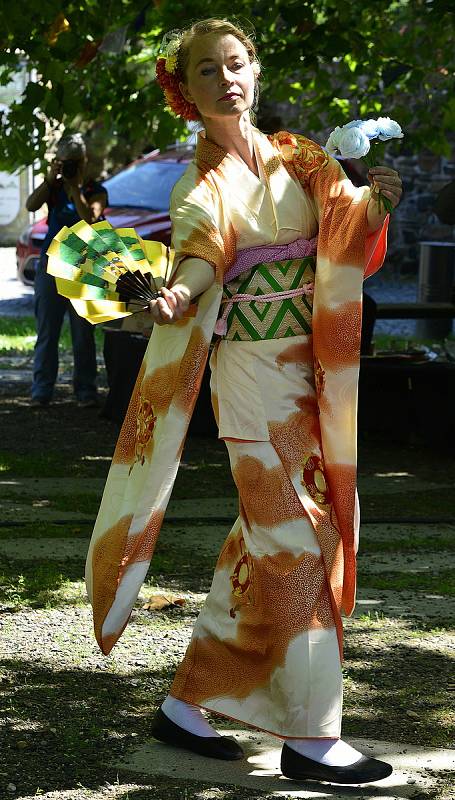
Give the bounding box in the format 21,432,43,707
26,133,107,407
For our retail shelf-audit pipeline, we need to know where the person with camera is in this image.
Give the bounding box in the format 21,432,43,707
26,133,108,407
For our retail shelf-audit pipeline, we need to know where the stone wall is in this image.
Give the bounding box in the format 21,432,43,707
384,146,455,276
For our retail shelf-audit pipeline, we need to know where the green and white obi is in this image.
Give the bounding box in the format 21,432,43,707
217,256,315,341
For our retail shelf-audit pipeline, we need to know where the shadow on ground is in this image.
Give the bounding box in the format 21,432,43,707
0,639,453,797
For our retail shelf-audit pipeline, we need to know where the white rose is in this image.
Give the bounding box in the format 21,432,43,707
376,117,404,141
344,118,380,139
360,118,381,139
325,126,343,155
343,119,364,130
336,126,371,159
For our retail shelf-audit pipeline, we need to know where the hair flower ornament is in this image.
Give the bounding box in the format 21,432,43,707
325,117,404,214
155,30,200,122
164,35,181,74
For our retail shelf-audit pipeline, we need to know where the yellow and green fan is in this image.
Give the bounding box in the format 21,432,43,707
46,219,175,324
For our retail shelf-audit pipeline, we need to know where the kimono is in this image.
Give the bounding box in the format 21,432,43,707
85,128,388,739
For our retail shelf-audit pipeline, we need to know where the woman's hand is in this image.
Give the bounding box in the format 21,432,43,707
147,257,214,325
148,285,191,325
368,166,403,209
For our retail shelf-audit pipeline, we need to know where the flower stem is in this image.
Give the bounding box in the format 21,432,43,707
362,143,393,215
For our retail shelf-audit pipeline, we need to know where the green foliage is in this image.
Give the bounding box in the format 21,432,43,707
0,0,453,171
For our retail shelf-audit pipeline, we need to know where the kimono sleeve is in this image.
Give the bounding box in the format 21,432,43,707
170,171,229,282
272,131,388,277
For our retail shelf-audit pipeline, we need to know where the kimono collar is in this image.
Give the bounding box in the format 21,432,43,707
195,128,293,179
195,132,228,172
195,128,274,173
195,128,309,234
195,130,268,219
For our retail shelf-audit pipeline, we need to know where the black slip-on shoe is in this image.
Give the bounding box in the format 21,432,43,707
151,708,244,761
281,743,393,784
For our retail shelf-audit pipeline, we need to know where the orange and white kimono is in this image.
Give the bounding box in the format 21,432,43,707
85,129,388,739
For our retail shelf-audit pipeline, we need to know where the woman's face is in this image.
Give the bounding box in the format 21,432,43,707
180,33,258,122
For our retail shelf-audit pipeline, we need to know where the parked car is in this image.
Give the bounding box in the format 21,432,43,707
16,215,47,285
16,145,195,285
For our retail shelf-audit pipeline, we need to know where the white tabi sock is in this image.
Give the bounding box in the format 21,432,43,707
161,695,221,738
287,737,364,766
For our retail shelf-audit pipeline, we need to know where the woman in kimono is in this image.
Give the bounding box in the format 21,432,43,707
85,18,402,784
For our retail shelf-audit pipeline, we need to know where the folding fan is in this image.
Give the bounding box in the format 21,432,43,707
46,219,175,324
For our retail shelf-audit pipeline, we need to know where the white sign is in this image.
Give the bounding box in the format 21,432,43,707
0,170,20,225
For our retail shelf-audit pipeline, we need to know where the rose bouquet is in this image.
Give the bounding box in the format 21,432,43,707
325,117,404,214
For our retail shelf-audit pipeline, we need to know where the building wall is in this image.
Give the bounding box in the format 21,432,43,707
0,67,32,246
0,169,31,245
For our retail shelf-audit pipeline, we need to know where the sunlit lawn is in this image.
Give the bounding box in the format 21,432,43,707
0,315,104,353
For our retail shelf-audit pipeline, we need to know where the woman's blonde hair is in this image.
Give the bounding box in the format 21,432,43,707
155,18,260,122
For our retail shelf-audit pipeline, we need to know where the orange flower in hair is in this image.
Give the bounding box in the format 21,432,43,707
155,57,199,121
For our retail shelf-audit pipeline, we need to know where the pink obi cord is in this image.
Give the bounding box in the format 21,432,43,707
214,236,317,337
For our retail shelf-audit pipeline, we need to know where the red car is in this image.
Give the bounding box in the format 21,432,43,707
16,145,195,285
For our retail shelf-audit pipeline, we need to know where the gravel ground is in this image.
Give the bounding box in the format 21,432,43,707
0,317,454,799
1,594,454,799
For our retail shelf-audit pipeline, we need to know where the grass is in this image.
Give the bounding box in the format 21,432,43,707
4,478,455,518
0,315,104,353
0,522,93,539
0,451,96,478
1,314,451,356
373,331,455,349
0,559,87,609
359,570,455,597
0,315,38,352
358,533,455,552
360,490,455,519
343,625,454,749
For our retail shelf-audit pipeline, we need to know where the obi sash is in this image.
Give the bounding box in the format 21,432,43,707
215,237,318,341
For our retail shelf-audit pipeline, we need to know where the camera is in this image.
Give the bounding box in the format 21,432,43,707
61,159,79,179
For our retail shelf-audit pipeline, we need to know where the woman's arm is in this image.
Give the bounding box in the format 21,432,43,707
148,257,215,325
25,160,61,212
25,180,50,212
